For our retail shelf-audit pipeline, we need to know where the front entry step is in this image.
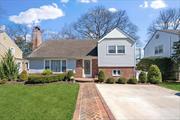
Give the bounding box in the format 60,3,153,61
75,78,95,82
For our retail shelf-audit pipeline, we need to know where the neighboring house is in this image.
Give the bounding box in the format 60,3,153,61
136,47,143,63
0,26,27,72
144,30,180,58
28,27,136,79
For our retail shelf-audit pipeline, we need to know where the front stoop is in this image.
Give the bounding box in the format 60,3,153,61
73,83,115,120
74,78,95,82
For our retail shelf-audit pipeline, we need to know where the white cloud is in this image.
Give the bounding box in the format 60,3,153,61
108,8,118,13
79,0,97,3
139,0,167,9
61,0,69,3
9,3,64,26
139,1,148,8
150,0,167,9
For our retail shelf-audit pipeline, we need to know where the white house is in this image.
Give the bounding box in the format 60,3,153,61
28,27,136,79
144,30,180,58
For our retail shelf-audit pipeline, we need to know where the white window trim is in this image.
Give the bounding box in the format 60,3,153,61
107,45,125,55
112,69,121,77
44,59,67,73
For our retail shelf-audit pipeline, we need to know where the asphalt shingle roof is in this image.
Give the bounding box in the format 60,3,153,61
159,29,180,35
28,40,97,58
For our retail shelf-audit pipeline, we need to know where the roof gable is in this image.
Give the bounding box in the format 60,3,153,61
144,30,180,49
98,28,135,43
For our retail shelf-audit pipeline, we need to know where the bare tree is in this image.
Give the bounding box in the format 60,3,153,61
60,24,78,39
6,24,32,56
148,8,180,36
72,6,138,40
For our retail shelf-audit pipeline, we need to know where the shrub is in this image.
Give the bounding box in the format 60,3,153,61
66,71,74,81
42,69,53,75
0,49,18,80
106,77,115,84
147,65,162,84
20,70,28,81
127,77,138,84
117,77,127,84
27,74,61,84
0,80,6,84
57,73,66,81
137,57,177,80
139,71,147,83
98,71,105,82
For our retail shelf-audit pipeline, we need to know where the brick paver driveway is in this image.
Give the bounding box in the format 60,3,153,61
73,83,115,120
96,84,180,120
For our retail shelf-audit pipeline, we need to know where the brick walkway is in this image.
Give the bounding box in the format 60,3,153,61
73,83,115,120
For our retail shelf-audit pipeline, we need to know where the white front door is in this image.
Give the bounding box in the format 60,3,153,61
83,59,92,77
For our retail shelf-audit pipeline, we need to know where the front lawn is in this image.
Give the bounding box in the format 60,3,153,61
159,82,180,91
0,83,79,120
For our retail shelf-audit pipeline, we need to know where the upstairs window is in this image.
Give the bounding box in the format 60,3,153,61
108,45,116,53
107,45,125,54
117,45,125,53
155,45,163,54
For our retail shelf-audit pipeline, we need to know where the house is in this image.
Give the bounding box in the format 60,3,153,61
144,30,180,58
28,27,136,79
136,47,143,63
0,25,26,72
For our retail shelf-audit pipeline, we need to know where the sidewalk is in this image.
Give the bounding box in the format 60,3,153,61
73,83,115,120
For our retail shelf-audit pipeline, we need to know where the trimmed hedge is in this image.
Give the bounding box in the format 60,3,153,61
137,57,177,80
117,77,127,84
98,71,105,82
42,69,53,75
106,77,115,84
26,74,66,84
139,71,147,83
127,77,138,84
147,65,162,84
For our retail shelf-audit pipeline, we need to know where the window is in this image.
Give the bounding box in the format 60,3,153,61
155,45,163,54
107,45,125,54
45,60,50,69
44,60,66,72
62,60,66,72
51,60,61,72
155,34,159,39
17,62,21,69
112,69,121,76
10,47,15,55
108,45,116,53
117,45,125,53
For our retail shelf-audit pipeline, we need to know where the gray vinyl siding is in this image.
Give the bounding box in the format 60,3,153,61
144,31,179,58
29,59,44,69
98,39,135,67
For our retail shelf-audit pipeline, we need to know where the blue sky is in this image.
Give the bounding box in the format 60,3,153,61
0,0,179,47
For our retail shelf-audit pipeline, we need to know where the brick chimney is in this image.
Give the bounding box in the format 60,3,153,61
32,26,42,50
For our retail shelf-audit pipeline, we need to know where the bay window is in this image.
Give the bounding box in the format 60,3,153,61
44,59,66,72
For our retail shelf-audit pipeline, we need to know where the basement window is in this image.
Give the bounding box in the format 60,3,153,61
112,69,121,76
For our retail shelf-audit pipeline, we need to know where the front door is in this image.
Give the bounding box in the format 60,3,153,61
83,59,91,77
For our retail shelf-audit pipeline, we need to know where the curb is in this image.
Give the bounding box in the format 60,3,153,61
94,84,116,120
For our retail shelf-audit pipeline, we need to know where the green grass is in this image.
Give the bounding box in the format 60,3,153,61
159,82,180,91
0,83,79,120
